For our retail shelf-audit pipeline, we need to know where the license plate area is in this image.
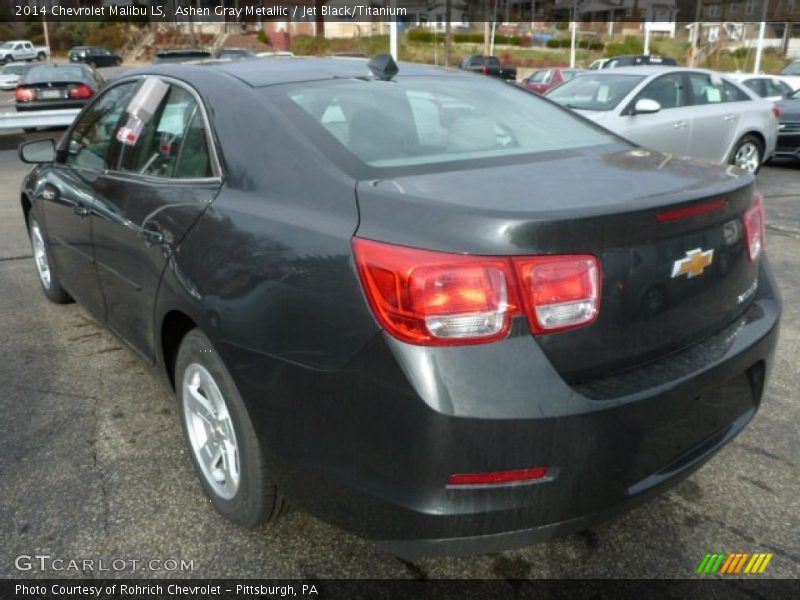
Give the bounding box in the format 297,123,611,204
40,90,64,99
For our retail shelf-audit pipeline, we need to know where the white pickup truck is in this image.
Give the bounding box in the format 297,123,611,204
0,40,50,64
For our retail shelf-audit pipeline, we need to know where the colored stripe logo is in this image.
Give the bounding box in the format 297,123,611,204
696,552,773,574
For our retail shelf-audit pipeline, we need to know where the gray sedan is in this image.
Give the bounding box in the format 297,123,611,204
548,66,779,173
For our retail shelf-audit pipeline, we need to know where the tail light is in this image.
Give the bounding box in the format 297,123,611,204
482,66,488,75
15,87,35,102
352,238,601,346
68,84,93,99
772,106,781,119
352,238,517,345
743,193,765,262
514,256,601,333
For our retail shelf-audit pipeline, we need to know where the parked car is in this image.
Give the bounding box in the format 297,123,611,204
589,58,610,70
773,88,800,160
0,40,50,63
602,55,677,69
460,55,517,80
777,60,800,90
548,66,778,173
16,56,779,559
521,67,584,94
69,46,122,68
256,51,295,58
215,47,255,60
727,73,793,102
153,48,212,64
0,61,29,90
15,63,104,112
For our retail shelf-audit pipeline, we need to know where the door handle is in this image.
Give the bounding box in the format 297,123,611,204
140,226,164,246
73,206,90,217
673,121,688,129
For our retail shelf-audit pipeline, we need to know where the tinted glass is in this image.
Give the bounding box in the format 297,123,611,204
23,65,87,84
174,112,213,178
742,78,764,96
639,73,687,109
528,70,551,83
2,64,25,75
284,76,619,169
765,78,791,97
723,80,750,102
117,86,200,178
548,74,645,110
687,73,725,104
65,82,138,170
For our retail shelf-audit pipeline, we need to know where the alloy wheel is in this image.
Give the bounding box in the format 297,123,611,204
734,142,761,173
182,363,241,499
30,220,51,289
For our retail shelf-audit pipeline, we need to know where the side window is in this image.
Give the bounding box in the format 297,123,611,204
687,73,725,105
766,79,791,97
639,74,687,110
64,81,138,170
174,112,213,178
743,79,764,97
722,81,750,102
116,85,200,178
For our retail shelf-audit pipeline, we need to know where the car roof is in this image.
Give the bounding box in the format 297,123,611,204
588,66,718,76
128,56,461,88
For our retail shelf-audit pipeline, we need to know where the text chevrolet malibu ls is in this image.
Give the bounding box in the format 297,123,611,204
18,56,780,558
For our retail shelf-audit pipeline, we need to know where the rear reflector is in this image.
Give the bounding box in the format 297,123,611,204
657,198,726,223
744,193,765,262
447,467,550,486
352,238,601,345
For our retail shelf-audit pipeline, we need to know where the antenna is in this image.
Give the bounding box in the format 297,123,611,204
367,54,399,81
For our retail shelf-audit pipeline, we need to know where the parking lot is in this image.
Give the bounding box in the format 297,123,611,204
0,111,799,578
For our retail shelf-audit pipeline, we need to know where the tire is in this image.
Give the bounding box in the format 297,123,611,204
28,215,72,304
36,52,45,61
3,55,12,64
175,329,287,526
87,60,96,68
115,58,122,67
23,128,35,133
729,134,764,174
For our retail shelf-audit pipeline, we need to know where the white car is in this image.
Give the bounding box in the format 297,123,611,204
548,66,779,173
726,73,794,102
0,62,27,90
776,60,800,91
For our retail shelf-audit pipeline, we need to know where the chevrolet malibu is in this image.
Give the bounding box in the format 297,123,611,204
548,66,779,174
17,56,780,558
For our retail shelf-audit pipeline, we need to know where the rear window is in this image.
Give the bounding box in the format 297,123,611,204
548,74,645,111
280,76,620,171
23,65,86,84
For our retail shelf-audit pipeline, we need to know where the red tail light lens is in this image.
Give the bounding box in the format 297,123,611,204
744,193,765,262
772,106,781,119
353,238,602,345
352,238,518,345
68,84,93,99
482,66,489,75
514,256,601,333
447,466,550,487
15,87,35,102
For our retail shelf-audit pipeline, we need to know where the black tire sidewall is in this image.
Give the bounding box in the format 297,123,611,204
175,329,272,526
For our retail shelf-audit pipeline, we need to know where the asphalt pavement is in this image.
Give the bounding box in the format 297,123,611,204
0,129,798,579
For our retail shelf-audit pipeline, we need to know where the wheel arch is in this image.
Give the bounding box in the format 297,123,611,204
21,192,32,227
160,310,198,389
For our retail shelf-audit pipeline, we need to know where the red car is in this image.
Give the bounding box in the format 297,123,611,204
522,68,584,94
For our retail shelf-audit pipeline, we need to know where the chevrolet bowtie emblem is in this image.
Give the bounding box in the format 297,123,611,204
672,248,714,279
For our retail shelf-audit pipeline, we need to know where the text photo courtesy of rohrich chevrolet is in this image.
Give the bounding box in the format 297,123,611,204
0,2,799,599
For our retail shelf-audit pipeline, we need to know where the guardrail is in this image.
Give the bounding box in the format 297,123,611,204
0,109,80,130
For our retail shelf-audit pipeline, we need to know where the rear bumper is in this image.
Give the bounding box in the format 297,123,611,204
16,99,89,112
224,260,780,558
773,132,800,158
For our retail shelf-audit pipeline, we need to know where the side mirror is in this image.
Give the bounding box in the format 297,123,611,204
18,138,56,164
633,98,662,114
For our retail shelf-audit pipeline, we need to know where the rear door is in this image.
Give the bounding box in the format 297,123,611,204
90,78,222,361
617,72,691,156
684,72,745,162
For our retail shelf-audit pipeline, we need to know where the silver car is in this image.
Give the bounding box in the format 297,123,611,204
548,66,778,173
0,62,27,91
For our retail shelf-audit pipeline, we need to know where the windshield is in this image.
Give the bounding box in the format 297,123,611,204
1,64,24,75
0,43,14,50
277,75,621,172
527,70,551,83
23,65,86,84
547,74,645,111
